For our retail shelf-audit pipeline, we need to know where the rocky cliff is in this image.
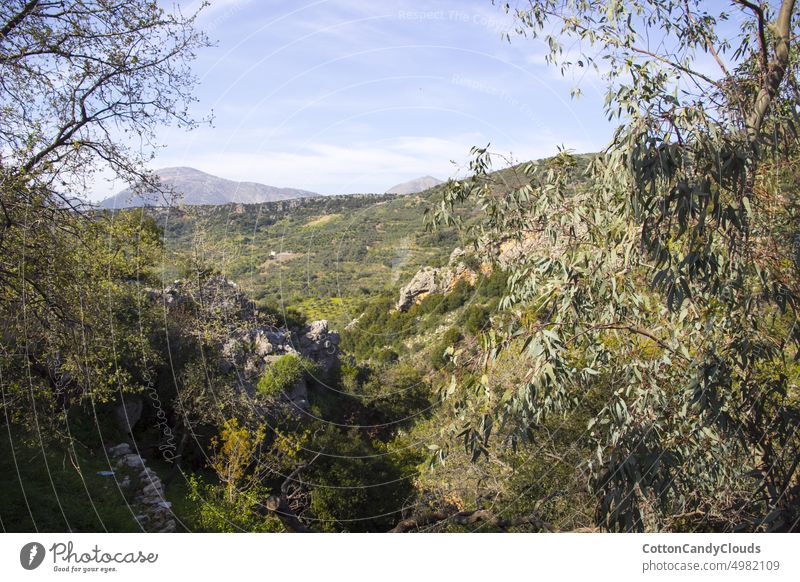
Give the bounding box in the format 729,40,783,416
149,275,340,409
396,248,479,311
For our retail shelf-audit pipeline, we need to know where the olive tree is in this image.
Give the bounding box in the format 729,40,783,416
428,1,800,531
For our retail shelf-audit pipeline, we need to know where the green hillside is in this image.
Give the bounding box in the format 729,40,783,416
154,189,461,326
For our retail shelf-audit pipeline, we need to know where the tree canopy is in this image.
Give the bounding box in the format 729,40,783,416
427,0,800,531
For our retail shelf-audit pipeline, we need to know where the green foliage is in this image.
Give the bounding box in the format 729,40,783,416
358,363,431,427
462,304,491,336
257,354,316,398
373,348,399,365
0,429,140,532
475,269,508,300
187,475,280,533
306,428,413,532
429,327,463,369
156,191,467,325
425,0,800,532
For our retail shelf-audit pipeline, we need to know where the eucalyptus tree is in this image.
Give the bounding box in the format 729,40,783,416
429,1,800,531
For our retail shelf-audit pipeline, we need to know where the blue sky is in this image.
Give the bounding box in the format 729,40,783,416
97,0,617,199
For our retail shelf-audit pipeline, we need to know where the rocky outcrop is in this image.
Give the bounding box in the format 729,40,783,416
146,275,258,321
151,275,340,410
107,443,175,533
297,320,340,374
396,248,478,311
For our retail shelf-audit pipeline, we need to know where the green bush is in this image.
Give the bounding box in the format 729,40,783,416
373,348,399,365
257,354,315,398
307,427,412,532
187,475,281,532
360,363,430,425
476,268,508,299
429,327,462,368
463,304,490,335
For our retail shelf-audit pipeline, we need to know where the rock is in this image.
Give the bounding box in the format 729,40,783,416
113,397,143,434
449,247,466,265
396,267,442,311
148,276,340,420
254,332,273,356
117,454,145,469
285,378,309,410
138,468,158,481
108,444,175,532
141,482,163,496
305,320,328,341
156,520,176,533
107,443,131,457
396,252,478,311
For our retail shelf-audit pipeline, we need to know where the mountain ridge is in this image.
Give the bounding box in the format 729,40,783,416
99,166,319,208
386,175,444,195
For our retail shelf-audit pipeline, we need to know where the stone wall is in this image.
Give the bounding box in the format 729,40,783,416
107,443,176,533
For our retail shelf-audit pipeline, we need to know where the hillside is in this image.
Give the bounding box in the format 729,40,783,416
152,191,459,326
99,166,319,208
146,156,595,326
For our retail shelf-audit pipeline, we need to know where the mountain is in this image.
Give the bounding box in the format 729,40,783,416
99,167,319,208
385,175,444,195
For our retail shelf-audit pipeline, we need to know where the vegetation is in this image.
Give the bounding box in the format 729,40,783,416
426,0,800,532
257,355,316,399
1,0,798,535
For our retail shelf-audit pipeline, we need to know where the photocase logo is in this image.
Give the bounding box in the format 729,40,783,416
20,542,46,570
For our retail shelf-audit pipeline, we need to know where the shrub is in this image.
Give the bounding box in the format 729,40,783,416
463,304,490,335
257,354,315,398
373,348,399,365
476,268,508,300
429,327,462,368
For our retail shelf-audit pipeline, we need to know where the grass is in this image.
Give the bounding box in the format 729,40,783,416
0,430,140,532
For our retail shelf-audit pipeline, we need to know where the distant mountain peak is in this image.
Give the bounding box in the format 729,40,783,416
99,167,318,208
385,175,444,195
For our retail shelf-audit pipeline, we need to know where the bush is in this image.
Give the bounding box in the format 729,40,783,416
360,363,430,425
307,427,412,532
373,348,399,365
187,475,281,532
445,279,472,310
257,354,315,398
429,327,462,368
476,268,508,299
463,304,490,335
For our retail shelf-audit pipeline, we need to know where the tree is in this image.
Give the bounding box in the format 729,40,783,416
0,1,209,437
427,1,800,531
1,0,209,313
0,0,209,193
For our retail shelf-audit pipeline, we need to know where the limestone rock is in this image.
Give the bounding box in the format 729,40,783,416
108,443,131,457
396,267,440,311
113,397,143,434
148,276,340,416
396,249,478,311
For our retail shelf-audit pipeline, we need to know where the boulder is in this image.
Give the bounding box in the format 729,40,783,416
117,454,145,470
113,397,143,434
396,267,440,311
108,443,131,457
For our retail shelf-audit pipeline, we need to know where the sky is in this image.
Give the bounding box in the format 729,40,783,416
93,0,618,200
